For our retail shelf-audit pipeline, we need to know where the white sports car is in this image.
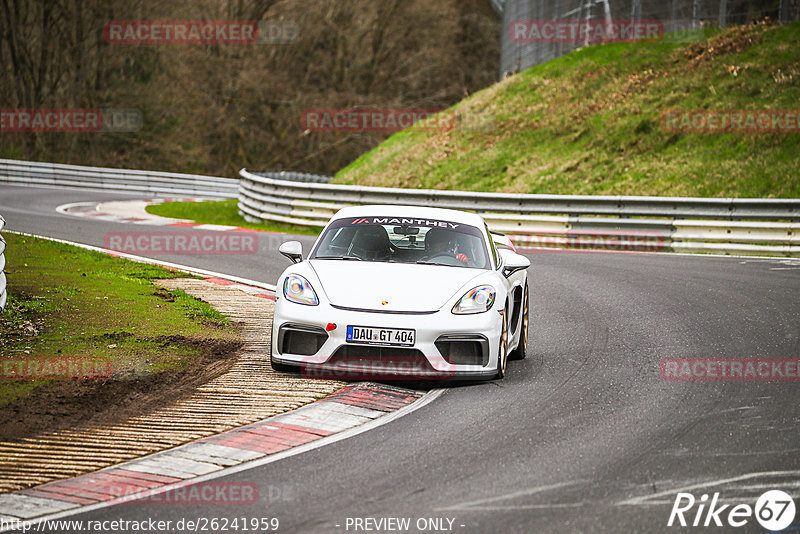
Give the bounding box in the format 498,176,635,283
271,205,530,381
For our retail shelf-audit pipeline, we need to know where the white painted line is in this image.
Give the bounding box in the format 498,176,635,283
665,447,800,457
436,480,585,511
617,470,800,506
2,388,446,531
55,201,98,215
194,224,240,231
618,497,800,505
441,502,586,511
95,200,184,223
57,200,240,230
132,219,175,226
730,481,800,491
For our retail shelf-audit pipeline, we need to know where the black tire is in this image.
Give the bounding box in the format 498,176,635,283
509,283,529,361
495,306,509,379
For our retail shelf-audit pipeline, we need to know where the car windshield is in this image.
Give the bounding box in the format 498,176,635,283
310,216,491,269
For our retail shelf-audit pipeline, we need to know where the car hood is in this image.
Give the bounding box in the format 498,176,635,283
309,260,484,312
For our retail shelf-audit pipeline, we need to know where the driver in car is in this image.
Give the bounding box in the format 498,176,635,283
424,228,472,267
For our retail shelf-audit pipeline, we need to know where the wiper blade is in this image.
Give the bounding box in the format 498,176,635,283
315,255,362,261
415,260,448,266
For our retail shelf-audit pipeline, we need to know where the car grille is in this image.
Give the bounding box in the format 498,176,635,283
278,323,328,356
435,334,489,366
329,345,435,370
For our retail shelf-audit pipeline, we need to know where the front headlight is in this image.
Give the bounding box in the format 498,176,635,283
452,285,495,315
283,274,319,306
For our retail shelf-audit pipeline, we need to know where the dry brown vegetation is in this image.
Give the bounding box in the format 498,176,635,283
0,0,500,176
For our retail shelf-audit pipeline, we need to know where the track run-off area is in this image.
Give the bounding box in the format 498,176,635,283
1,185,799,533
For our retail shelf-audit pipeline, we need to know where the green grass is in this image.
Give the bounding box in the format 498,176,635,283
146,199,319,236
334,22,800,198
0,233,240,407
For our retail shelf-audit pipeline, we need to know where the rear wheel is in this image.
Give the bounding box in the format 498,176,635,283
495,307,509,379
509,283,529,361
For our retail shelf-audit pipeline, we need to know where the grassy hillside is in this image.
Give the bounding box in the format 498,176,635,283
334,21,800,198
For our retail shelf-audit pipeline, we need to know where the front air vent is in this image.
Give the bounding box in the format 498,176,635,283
435,334,489,366
278,323,328,356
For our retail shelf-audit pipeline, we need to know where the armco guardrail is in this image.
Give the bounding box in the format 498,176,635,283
250,170,333,184
0,215,6,310
239,169,800,257
0,159,238,198
0,159,796,257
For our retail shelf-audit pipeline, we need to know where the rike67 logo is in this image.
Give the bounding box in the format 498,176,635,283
668,490,796,531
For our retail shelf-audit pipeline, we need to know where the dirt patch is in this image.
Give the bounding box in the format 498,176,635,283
0,336,243,442
153,288,177,302
89,331,135,342
683,21,768,64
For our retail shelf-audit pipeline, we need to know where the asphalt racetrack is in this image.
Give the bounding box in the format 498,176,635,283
2,185,799,533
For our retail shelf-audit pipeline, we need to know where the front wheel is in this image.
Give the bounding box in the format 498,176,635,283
508,283,529,361
494,307,508,379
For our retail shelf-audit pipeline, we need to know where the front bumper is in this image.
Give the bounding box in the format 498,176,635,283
272,298,502,380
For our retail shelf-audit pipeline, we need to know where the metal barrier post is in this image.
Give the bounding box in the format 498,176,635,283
0,215,7,310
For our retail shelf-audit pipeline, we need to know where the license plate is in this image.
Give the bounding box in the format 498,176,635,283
346,325,415,347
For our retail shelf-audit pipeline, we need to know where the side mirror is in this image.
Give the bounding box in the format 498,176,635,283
499,249,530,278
279,241,303,264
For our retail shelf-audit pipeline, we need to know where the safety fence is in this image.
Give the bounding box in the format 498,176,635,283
499,0,799,78
0,215,6,310
238,169,799,257
1,159,796,257
0,159,238,198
